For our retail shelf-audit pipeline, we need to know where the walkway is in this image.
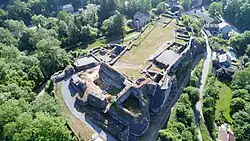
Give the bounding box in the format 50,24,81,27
195,30,212,141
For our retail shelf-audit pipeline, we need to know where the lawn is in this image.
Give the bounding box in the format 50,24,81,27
214,79,233,124
55,84,94,140
116,20,177,79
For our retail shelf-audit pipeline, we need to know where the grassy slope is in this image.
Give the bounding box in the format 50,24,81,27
214,79,233,124
55,83,94,140
200,118,213,141
77,31,138,50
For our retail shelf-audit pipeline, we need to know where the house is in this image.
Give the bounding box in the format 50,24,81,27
218,124,236,141
218,53,232,67
61,3,74,13
189,10,215,24
204,24,219,36
218,22,232,39
133,12,151,30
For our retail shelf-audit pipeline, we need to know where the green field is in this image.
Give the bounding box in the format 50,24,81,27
214,79,233,124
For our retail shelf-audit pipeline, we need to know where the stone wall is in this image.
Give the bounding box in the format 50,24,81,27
99,63,126,89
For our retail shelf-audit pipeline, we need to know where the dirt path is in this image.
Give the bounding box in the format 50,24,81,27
195,30,212,141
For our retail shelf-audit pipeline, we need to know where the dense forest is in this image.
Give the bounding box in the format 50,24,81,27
0,0,168,140
223,0,250,31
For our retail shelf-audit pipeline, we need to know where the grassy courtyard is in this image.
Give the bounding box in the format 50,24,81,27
214,79,233,124
116,19,177,79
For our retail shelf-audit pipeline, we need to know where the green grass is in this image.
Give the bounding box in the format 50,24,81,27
200,118,213,141
106,87,121,96
214,79,233,124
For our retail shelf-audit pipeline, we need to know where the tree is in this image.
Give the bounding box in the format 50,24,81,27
223,0,250,30
101,11,124,36
7,0,32,25
4,19,26,38
232,89,249,100
67,20,80,45
79,4,99,27
232,68,250,89
230,98,246,114
156,2,166,15
3,112,33,140
31,95,60,116
0,9,7,27
28,0,51,16
99,0,116,21
184,86,199,106
208,2,222,17
36,37,71,78
232,111,250,141
0,27,18,46
31,14,48,27
180,0,191,10
32,112,73,140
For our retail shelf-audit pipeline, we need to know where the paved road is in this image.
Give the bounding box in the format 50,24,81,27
61,76,116,141
195,30,212,141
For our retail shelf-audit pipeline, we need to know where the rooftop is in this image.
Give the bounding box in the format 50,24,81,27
62,3,73,9
74,56,98,68
218,22,230,29
134,11,150,21
189,10,215,24
155,49,179,66
218,53,230,63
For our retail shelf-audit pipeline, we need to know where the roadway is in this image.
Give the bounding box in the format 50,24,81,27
195,30,212,141
61,76,116,141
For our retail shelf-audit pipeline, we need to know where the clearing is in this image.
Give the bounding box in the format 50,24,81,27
214,79,233,124
114,18,177,79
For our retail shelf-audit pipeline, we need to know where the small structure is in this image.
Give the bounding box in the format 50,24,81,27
218,22,232,39
73,56,99,71
70,75,87,92
216,67,234,81
61,3,74,13
218,53,232,68
154,50,179,69
133,12,151,30
218,124,236,141
227,51,237,62
204,24,219,36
